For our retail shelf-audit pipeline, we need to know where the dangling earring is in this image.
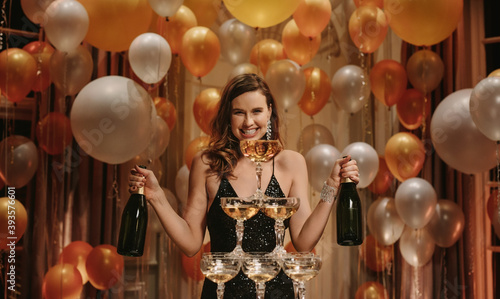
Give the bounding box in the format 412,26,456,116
266,120,272,140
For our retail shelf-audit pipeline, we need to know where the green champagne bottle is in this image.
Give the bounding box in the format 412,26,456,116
117,166,148,256
336,176,363,246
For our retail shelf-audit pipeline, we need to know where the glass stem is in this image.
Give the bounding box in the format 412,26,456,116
234,219,244,255
217,283,225,299
274,220,285,254
298,282,306,299
255,161,263,197
256,282,266,299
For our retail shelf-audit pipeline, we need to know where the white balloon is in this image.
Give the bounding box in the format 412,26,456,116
265,59,306,112
129,33,172,84
367,196,405,246
399,226,435,267
341,142,379,188
331,65,370,114
219,18,256,65
148,0,183,17
44,0,89,52
305,144,341,192
71,76,155,164
470,77,500,141
395,177,437,229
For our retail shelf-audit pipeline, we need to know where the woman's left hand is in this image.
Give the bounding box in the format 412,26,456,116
326,155,360,188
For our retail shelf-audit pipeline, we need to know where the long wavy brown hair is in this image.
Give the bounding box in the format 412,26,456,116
202,73,283,179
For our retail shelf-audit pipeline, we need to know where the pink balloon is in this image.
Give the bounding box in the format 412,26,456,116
265,59,306,112
425,199,465,248
298,124,335,156
50,46,93,96
399,226,435,267
0,135,39,188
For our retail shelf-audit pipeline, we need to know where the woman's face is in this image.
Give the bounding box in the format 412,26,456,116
230,91,271,141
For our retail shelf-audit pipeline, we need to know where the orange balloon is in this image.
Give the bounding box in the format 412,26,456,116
487,189,499,223
183,0,220,27
193,88,221,135
355,281,388,299
185,136,210,170
360,235,393,272
354,0,383,8
348,5,388,53
369,59,407,107
384,132,425,182
406,49,444,94
250,39,287,76
43,264,83,299
157,5,197,55
367,156,393,195
384,0,463,46
281,19,321,66
59,241,93,284
181,242,210,281
181,26,221,78
0,48,37,102
79,0,153,52
85,244,124,290
396,89,430,130
22,41,54,92
0,197,28,250
293,0,332,38
36,112,73,155
298,67,331,116
154,97,177,131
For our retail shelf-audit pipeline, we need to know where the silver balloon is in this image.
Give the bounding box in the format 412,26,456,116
305,144,341,192
297,123,335,155
425,199,465,248
399,226,435,267
50,46,93,96
395,177,437,229
265,59,306,112
0,135,39,188
431,88,497,174
470,77,500,141
148,0,183,17
219,18,256,65
367,196,405,246
341,142,379,188
331,65,371,114
228,63,259,81
129,33,172,84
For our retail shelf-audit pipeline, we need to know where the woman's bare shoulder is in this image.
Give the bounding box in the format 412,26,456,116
276,149,306,168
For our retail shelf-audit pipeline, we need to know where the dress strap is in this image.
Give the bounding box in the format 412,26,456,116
272,156,275,176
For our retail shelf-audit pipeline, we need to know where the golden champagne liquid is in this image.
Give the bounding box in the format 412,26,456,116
205,272,238,283
263,206,298,221
246,272,278,283
223,206,260,221
283,269,320,282
240,140,281,162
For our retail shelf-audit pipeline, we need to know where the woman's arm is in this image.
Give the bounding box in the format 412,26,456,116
287,153,359,252
128,152,209,257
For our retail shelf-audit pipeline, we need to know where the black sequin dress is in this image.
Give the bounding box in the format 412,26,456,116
201,165,295,299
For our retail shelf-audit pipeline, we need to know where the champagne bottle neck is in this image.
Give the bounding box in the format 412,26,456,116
133,186,145,195
341,177,353,184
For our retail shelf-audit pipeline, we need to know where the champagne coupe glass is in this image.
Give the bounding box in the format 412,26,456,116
262,197,300,257
240,140,282,200
200,252,241,299
242,252,281,299
282,252,322,299
221,197,261,256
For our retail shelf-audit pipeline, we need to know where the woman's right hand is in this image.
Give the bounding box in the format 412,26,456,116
128,165,163,203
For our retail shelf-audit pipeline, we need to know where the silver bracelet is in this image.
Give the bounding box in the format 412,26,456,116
320,181,337,203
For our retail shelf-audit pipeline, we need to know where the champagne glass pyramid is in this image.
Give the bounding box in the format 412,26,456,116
221,197,261,256
242,253,281,299
200,252,241,299
240,140,282,200
282,252,322,299
262,197,300,257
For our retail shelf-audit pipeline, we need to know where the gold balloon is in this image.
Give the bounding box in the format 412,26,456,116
406,49,444,94
360,235,393,272
369,59,407,107
396,89,430,130
367,156,393,195
183,0,220,27
181,26,221,78
293,0,332,38
355,281,388,299
22,41,54,92
193,88,221,135
154,97,177,131
384,0,463,46
488,68,500,78
49,46,93,96
298,67,331,116
349,5,389,53
224,0,301,28
281,19,321,66
0,197,28,250
157,5,197,55
85,245,124,290
385,132,425,182
0,48,37,103
185,136,210,170
250,39,286,76
79,0,153,52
